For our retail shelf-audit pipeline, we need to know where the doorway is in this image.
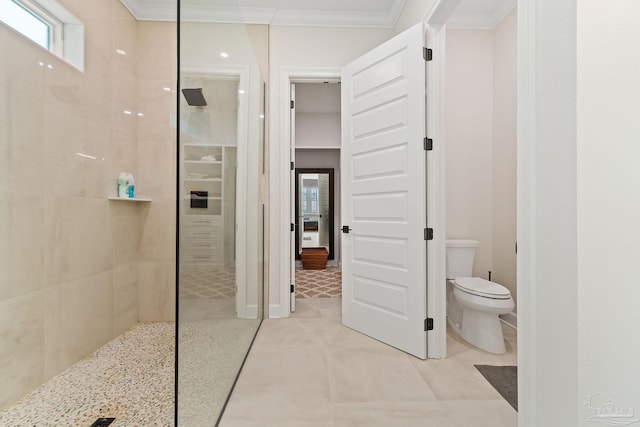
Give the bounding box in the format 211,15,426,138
290,82,342,304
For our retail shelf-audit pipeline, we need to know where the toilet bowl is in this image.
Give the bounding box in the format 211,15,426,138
450,277,514,354
446,240,514,354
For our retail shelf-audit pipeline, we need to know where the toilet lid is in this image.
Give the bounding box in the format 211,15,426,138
454,277,511,299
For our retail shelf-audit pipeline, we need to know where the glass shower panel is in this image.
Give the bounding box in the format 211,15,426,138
177,1,266,425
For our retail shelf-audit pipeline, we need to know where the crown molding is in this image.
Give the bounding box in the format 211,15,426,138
120,0,177,21
120,0,514,29
119,0,405,28
447,0,516,30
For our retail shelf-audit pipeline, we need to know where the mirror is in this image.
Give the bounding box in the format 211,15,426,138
295,168,334,260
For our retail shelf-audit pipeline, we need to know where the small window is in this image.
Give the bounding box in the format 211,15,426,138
0,0,84,71
0,0,50,49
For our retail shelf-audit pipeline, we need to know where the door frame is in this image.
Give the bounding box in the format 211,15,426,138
276,69,342,316
423,0,524,393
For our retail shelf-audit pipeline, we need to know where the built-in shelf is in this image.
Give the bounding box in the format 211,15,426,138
184,160,222,164
108,197,152,202
183,196,222,200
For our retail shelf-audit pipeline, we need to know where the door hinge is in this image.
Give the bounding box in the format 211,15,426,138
423,47,433,62
425,318,434,331
424,228,434,241
290,161,294,170
291,284,295,293
290,100,295,109
291,223,295,232
424,137,433,151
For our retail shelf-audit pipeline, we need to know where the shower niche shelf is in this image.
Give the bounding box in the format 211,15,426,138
108,197,152,202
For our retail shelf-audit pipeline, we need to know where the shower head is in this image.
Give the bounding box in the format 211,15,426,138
181,88,207,106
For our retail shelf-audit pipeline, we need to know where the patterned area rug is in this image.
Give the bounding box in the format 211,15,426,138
180,269,236,299
295,267,342,298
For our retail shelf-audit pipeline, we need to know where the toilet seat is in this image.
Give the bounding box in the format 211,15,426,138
454,277,511,299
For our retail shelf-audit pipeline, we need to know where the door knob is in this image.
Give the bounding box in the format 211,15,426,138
341,226,352,233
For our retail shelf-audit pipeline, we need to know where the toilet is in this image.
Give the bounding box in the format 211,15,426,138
446,239,514,354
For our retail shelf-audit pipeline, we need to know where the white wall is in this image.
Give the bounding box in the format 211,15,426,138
295,114,340,148
518,1,578,425
393,0,437,34
492,10,517,302
445,29,494,280
576,0,640,422
445,11,517,304
268,26,394,317
295,83,341,149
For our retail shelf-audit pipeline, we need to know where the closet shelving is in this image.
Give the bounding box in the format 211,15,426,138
181,144,225,267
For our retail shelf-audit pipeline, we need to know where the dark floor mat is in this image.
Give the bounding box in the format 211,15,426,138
475,365,518,411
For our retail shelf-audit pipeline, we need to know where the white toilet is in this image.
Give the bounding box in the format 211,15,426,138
446,239,514,354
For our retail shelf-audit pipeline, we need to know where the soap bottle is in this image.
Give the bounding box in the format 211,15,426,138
118,172,128,198
127,173,135,198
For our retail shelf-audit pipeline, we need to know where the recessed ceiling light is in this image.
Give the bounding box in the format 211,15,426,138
238,89,245,94
163,87,172,92
137,112,144,117
220,52,229,58
123,110,132,115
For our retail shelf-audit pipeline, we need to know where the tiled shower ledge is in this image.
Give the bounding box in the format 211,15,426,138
108,197,152,202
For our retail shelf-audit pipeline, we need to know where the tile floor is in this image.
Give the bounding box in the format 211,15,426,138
179,268,236,299
1,298,517,426
220,298,517,427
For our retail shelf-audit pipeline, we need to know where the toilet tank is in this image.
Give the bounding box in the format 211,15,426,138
446,239,479,279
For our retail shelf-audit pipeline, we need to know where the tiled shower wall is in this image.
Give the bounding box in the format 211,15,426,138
136,22,177,322
0,0,176,410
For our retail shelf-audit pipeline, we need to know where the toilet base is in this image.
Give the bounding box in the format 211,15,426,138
459,308,507,354
451,286,514,354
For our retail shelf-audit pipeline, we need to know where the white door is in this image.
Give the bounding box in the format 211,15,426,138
290,83,297,312
341,23,427,359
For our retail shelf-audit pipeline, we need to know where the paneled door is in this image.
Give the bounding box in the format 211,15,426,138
341,23,427,359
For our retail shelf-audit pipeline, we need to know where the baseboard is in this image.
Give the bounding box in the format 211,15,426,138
269,303,290,319
499,311,517,329
239,304,258,319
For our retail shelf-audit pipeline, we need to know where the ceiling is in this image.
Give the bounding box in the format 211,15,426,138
119,0,516,29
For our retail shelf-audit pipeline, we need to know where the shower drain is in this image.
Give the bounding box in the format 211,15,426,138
90,418,115,427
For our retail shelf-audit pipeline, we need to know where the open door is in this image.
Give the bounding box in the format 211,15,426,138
341,23,428,359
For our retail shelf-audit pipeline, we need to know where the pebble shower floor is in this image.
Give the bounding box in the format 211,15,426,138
0,323,174,426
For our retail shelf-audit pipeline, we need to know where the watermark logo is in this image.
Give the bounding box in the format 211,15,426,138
585,393,639,426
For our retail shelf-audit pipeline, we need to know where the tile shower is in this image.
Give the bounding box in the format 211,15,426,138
0,0,176,416
1,1,266,424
